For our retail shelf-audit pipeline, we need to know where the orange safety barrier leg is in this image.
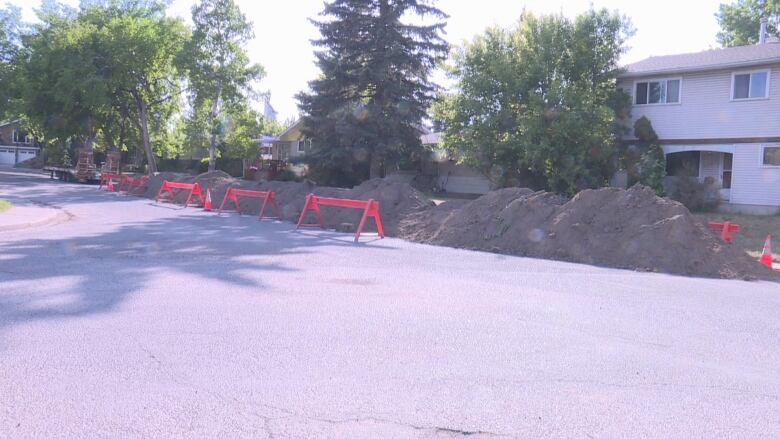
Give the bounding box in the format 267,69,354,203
296,194,324,229
355,200,372,242
155,182,168,203
354,199,384,242
259,193,281,220
218,187,233,214
373,201,385,239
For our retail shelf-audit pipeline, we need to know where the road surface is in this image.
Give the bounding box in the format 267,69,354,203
1,169,779,438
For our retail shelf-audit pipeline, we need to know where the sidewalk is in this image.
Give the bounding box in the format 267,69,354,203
0,200,70,232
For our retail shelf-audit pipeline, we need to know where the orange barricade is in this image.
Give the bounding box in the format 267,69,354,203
119,175,150,195
155,180,204,208
296,193,384,242
99,172,121,190
218,187,281,220
708,221,741,243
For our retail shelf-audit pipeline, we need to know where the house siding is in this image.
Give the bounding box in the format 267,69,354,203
437,161,492,194
730,143,780,206
618,63,780,140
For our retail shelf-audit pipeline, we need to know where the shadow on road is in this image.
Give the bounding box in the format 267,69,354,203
0,210,395,345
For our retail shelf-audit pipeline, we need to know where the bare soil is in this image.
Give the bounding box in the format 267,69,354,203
400,185,777,281
137,172,777,280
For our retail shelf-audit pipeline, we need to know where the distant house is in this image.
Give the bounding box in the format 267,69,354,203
269,119,493,193
270,119,310,162
420,132,493,195
617,25,780,214
0,120,41,165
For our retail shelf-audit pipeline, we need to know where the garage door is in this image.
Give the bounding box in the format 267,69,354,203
0,148,15,165
17,149,37,163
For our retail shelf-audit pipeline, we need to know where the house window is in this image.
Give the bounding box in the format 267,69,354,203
12,130,31,144
635,79,681,105
722,153,732,189
732,70,769,100
763,146,780,166
297,139,311,153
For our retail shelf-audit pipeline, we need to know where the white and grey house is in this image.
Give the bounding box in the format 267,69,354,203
618,25,780,214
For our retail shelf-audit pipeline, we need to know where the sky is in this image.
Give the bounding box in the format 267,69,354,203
4,0,726,121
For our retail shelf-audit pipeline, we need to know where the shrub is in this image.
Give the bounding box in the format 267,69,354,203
666,176,720,212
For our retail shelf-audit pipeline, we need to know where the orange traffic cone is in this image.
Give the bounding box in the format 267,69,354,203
107,178,115,192
204,189,212,211
759,235,773,269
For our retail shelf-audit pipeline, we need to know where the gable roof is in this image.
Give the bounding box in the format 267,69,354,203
0,119,21,128
620,42,780,78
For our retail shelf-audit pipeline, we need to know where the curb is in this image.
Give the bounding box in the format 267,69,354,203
0,205,73,233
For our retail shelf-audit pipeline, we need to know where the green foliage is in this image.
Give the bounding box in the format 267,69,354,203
0,5,23,120
221,106,263,160
13,1,187,174
297,0,449,187
182,0,264,172
631,116,666,196
667,176,721,212
717,0,780,47
433,9,633,195
98,5,188,172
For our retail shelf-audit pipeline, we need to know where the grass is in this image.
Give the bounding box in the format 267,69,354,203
693,212,780,259
0,200,11,214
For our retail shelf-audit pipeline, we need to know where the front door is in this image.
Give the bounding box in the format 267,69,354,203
720,153,732,202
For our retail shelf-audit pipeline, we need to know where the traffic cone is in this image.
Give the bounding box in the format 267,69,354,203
204,188,212,211
759,235,773,269
107,178,115,192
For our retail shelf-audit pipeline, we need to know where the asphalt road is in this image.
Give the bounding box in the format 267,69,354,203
1,170,779,438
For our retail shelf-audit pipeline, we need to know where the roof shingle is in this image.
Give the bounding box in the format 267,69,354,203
620,42,780,78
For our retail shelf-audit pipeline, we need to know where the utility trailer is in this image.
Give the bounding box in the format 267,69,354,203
42,150,120,184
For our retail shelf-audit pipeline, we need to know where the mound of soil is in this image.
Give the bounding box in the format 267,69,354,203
135,170,774,280
140,171,433,236
400,185,775,280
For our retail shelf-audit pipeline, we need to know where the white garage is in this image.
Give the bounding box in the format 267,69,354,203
0,145,39,165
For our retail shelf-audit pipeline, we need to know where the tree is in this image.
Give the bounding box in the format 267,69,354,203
96,4,187,173
0,5,23,120
717,0,780,47
221,106,263,160
432,10,632,194
632,116,666,196
297,0,449,186
18,3,111,152
183,0,264,172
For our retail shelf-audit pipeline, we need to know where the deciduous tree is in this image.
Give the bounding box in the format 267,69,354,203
183,0,264,172
717,0,780,47
433,10,632,194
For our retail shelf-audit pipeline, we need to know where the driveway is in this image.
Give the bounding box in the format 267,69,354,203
1,170,779,438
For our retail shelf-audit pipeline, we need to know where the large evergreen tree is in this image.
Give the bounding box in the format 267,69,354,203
297,0,448,186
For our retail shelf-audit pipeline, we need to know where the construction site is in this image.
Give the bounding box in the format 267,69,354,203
86,168,779,281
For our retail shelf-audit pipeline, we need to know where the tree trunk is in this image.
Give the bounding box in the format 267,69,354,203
83,118,96,153
135,93,157,174
369,153,383,179
208,82,223,173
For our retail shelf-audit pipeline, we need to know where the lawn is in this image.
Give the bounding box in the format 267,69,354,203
0,200,11,213
694,212,780,259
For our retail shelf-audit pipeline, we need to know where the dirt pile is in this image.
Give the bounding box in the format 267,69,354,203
400,185,775,280
140,171,433,235
136,170,774,280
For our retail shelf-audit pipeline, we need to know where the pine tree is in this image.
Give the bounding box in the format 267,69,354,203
297,0,448,186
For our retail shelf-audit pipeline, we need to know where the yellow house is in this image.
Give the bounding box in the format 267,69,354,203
271,119,310,161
